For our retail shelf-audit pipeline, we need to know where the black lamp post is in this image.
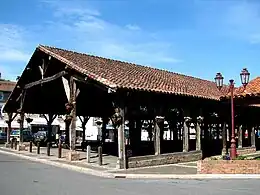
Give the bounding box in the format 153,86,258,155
214,68,250,159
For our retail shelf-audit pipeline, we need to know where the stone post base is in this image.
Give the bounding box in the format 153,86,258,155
5,143,11,148
66,151,80,161
18,145,26,151
116,159,125,169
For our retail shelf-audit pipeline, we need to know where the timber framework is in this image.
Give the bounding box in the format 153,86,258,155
3,45,260,169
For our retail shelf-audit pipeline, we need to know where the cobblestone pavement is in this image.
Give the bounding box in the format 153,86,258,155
0,153,258,195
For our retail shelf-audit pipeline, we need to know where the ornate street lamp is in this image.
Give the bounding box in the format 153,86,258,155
214,73,224,90
215,68,250,159
240,68,250,88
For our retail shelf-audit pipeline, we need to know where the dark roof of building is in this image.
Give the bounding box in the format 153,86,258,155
37,45,227,100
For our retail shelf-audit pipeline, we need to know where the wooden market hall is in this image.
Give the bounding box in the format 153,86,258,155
3,45,260,169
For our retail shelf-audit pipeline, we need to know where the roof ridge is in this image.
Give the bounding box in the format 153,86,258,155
39,44,216,85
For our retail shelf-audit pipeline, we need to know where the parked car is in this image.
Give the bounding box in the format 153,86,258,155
33,131,56,146
0,132,7,144
10,129,33,142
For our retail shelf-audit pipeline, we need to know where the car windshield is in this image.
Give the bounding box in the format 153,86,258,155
0,132,6,136
37,131,47,136
23,131,32,135
11,130,19,135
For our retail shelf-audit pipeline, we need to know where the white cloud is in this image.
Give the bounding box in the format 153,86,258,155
40,0,181,66
125,24,141,31
0,49,30,62
0,24,32,80
0,24,31,61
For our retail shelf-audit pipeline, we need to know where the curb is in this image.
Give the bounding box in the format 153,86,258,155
113,173,260,179
0,149,114,178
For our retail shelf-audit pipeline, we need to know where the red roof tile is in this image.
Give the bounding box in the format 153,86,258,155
234,77,260,97
0,80,16,92
38,45,227,100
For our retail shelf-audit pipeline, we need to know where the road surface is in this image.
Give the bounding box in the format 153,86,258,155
0,153,257,195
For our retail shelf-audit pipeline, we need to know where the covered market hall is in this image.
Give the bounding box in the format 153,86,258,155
3,45,260,169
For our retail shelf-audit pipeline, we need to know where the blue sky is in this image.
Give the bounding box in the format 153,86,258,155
1,0,260,85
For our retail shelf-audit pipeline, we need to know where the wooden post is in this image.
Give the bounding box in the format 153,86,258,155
101,118,108,145
86,145,91,163
19,90,26,144
29,141,32,153
47,142,51,156
58,140,62,158
238,125,243,148
154,120,160,155
79,116,89,143
117,106,126,169
6,113,17,145
196,121,202,151
69,77,77,151
183,119,189,152
154,116,163,155
37,142,40,154
19,112,25,143
43,114,57,146
222,122,227,155
251,127,256,147
98,146,103,166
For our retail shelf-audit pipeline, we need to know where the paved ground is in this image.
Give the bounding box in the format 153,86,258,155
111,163,197,174
0,153,259,195
0,146,199,174
37,146,118,169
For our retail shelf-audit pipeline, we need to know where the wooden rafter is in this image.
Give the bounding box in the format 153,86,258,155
24,71,67,89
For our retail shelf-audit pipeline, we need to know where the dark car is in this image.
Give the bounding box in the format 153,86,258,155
0,132,7,144
33,131,56,146
10,130,33,142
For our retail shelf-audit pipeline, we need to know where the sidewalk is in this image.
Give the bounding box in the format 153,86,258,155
1,146,260,179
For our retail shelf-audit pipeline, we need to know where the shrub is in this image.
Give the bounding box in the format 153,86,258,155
234,155,246,160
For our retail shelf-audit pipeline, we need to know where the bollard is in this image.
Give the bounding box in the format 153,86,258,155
14,140,17,150
47,142,51,156
86,145,91,163
37,142,40,154
98,146,102,166
29,141,32,153
58,141,62,158
10,139,14,149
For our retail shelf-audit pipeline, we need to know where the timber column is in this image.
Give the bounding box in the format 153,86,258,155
238,125,243,148
114,106,126,169
183,117,191,152
154,116,164,155
251,127,256,147
196,116,203,151
18,89,26,148
222,122,227,155
19,113,25,143
66,76,80,161
5,113,17,146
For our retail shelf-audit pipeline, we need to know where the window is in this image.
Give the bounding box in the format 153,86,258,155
0,92,3,101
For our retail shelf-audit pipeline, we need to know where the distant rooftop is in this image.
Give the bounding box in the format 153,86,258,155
0,73,16,92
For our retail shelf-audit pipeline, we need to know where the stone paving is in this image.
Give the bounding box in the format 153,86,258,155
29,145,118,169
0,144,199,175
110,164,197,174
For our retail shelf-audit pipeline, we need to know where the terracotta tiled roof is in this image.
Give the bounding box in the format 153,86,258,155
0,80,16,92
37,45,227,100
233,77,260,97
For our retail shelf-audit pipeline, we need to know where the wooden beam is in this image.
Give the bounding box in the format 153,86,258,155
24,71,67,89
